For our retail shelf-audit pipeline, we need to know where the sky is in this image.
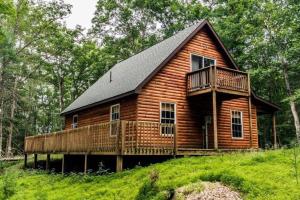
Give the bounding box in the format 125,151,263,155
59,0,98,29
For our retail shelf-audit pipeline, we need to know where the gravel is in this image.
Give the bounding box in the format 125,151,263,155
186,182,242,200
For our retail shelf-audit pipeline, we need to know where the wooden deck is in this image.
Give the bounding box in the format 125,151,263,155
186,66,249,96
25,121,176,156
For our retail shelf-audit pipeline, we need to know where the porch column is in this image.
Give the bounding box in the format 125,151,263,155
33,154,38,169
46,154,50,171
212,91,218,149
272,112,277,149
116,155,123,172
24,154,27,168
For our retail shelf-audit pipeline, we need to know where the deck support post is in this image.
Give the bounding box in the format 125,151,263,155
24,154,27,168
61,154,65,175
272,113,277,149
46,154,50,171
116,155,123,172
84,154,88,175
212,90,218,150
33,154,38,169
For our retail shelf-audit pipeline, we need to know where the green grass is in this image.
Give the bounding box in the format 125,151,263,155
0,148,299,200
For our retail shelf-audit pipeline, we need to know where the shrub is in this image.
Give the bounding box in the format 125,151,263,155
135,170,160,200
0,171,17,200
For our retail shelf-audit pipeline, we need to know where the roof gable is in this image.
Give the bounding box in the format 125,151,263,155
62,20,238,115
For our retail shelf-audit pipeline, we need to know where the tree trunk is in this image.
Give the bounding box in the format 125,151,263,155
283,62,300,143
6,78,18,157
0,98,3,157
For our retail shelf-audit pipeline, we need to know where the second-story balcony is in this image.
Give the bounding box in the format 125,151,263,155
186,66,249,96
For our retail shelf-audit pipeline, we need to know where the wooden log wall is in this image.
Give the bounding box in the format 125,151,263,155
136,25,255,149
64,96,137,129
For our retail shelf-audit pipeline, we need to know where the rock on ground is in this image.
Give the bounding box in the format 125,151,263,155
186,182,242,200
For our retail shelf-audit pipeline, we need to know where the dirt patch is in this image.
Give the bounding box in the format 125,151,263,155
174,182,242,200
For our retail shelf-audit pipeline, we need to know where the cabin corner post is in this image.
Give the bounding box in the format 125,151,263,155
272,112,277,149
248,73,253,148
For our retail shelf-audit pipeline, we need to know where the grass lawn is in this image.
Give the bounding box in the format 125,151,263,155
0,148,299,200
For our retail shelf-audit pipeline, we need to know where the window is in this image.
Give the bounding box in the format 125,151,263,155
72,115,78,129
191,54,215,71
160,103,176,135
231,111,243,138
110,104,120,136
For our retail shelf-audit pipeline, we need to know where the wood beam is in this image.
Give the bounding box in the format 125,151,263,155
33,154,37,169
212,91,218,149
84,154,88,175
116,155,123,172
46,154,50,171
272,113,277,149
61,154,65,175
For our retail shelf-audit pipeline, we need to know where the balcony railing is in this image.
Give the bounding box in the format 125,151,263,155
186,66,249,95
24,121,176,155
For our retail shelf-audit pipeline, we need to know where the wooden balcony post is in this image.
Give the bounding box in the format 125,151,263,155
46,154,50,171
212,90,218,149
272,113,277,149
121,121,126,155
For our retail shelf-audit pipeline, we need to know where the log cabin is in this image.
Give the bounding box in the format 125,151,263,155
24,20,280,172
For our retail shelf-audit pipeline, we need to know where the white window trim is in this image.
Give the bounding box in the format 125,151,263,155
72,114,78,129
231,110,244,139
189,53,216,72
160,102,176,137
110,104,120,137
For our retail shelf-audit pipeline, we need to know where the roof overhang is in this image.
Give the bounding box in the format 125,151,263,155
252,91,281,114
60,90,136,116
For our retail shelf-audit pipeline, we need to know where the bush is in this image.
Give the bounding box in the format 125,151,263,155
0,171,17,200
135,170,160,200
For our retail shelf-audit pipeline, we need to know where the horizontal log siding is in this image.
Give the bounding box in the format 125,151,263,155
65,96,137,129
217,96,258,149
137,27,236,148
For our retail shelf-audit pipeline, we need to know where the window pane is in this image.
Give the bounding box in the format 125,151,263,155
232,111,242,138
192,55,203,71
204,58,215,68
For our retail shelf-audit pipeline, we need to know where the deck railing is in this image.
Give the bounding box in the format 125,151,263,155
187,66,249,95
24,121,176,155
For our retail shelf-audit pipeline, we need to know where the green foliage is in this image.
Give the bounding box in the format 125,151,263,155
0,149,299,199
0,171,17,200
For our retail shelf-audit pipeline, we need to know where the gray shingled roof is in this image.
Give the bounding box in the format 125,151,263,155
61,20,204,115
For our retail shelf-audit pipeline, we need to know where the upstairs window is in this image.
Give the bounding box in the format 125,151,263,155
191,54,215,71
72,115,78,129
110,104,120,136
232,111,243,138
160,103,176,135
